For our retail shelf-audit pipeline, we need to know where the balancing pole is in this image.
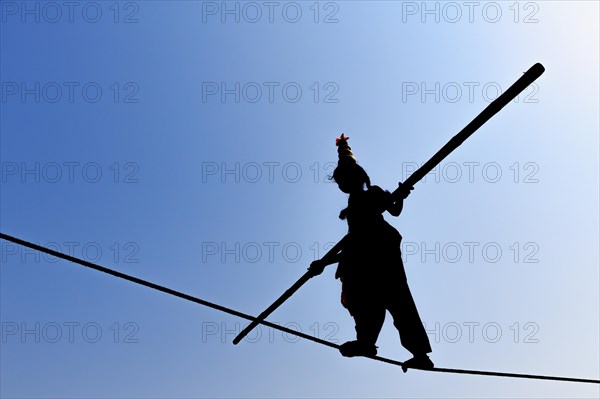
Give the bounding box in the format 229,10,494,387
393,63,545,198
232,237,347,344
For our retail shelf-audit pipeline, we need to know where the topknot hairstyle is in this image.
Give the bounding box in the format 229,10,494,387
336,134,356,164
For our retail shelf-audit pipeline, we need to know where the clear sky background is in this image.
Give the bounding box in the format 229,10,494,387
1,1,598,398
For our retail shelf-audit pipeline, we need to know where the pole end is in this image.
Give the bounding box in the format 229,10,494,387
529,63,545,78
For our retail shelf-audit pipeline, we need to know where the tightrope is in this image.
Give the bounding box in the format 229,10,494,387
1,232,598,385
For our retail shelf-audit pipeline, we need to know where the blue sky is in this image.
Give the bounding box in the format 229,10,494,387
1,1,599,398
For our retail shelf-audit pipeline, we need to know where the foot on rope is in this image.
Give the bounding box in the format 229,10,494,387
402,354,434,373
339,340,377,357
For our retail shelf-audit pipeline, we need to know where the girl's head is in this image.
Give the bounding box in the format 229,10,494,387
332,134,371,193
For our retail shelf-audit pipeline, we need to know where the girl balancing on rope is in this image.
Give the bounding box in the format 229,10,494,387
309,134,433,369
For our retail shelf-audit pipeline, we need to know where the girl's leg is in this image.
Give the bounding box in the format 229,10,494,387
386,279,434,370
386,278,432,356
340,302,386,357
350,302,386,346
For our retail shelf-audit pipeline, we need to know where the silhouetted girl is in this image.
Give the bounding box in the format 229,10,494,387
309,134,433,369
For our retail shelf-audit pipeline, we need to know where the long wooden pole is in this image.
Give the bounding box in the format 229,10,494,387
393,63,545,198
232,237,347,344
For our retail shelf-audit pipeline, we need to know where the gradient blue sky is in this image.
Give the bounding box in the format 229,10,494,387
1,1,599,398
